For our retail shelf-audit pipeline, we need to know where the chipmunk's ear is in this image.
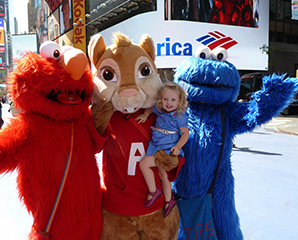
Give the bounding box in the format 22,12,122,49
139,34,155,61
88,34,106,68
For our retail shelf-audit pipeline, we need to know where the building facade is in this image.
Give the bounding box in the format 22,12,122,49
7,0,298,78
84,0,298,77
268,0,298,76
0,0,13,82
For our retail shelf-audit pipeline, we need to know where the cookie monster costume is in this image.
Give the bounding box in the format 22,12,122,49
172,54,298,239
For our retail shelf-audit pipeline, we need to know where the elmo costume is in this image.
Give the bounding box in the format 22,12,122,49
0,42,103,240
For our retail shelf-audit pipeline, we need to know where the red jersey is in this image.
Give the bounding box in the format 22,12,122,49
99,109,184,216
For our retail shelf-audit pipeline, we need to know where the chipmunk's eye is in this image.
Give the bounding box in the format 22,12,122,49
138,63,152,79
100,67,117,82
40,41,61,60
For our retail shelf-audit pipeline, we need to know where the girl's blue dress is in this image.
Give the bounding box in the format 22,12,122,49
146,106,188,157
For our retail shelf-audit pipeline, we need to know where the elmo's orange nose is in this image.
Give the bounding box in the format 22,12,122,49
62,46,88,80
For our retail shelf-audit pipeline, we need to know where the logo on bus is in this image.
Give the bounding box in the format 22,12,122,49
156,31,238,57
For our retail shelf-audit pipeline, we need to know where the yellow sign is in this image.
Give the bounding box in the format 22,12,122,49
72,0,86,54
0,28,4,46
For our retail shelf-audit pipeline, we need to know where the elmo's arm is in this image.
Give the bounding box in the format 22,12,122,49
0,117,29,174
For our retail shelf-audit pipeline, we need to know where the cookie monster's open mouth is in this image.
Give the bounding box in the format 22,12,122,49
47,90,86,105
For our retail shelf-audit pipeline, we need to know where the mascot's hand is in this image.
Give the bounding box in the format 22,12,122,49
91,98,114,136
154,150,179,171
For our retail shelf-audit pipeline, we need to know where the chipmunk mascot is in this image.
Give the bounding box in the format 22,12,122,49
0,42,103,240
88,32,184,239
172,46,298,239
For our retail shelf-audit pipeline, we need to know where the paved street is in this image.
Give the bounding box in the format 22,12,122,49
2,103,12,126
232,126,298,240
0,103,297,239
264,115,298,135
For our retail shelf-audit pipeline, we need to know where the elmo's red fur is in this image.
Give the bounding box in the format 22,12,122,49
0,46,102,239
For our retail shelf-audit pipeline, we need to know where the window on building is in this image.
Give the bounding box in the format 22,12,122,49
270,0,298,44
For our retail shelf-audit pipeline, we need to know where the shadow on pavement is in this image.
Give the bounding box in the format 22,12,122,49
233,146,283,156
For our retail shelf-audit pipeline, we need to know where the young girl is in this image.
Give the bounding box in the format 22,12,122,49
136,82,189,217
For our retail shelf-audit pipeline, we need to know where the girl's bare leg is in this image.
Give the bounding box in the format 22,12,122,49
139,155,157,200
158,167,172,205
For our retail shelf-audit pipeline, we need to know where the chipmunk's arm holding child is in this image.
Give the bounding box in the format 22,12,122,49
136,107,153,123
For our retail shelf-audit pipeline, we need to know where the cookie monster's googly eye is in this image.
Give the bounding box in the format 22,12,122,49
138,63,152,79
211,47,228,61
100,67,117,82
195,45,211,59
40,41,61,60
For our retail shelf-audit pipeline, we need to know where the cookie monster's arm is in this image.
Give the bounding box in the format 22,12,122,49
0,117,29,174
230,74,298,134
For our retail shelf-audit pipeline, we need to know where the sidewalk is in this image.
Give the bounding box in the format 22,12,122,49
264,115,298,136
1,103,13,127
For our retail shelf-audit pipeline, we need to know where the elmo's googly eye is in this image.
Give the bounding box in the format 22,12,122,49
40,41,61,60
211,47,228,61
100,67,117,82
138,63,152,79
195,45,211,59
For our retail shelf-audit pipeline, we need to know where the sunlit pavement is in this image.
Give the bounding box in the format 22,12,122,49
0,104,32,239
264,115,298,136
2,103,12,126
0,103,297,239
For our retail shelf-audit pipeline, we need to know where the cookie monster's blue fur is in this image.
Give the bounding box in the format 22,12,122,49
173,57,298,240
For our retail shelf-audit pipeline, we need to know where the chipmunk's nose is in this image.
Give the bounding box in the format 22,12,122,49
118,88,139,97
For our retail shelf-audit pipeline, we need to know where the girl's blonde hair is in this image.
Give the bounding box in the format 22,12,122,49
156,82,188,117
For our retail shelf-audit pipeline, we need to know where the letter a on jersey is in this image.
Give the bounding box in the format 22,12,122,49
127,142,145,176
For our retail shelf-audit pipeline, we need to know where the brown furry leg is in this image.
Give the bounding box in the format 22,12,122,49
101,209,140,240
139,206,180,240
101,207,179,240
